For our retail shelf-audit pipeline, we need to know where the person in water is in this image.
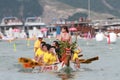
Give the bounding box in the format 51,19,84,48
59,26,72,43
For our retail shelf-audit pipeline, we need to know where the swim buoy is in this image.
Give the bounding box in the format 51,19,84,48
107,32,117,43
95,32,104,41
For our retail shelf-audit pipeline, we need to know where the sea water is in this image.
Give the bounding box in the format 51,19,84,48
0,38,120,80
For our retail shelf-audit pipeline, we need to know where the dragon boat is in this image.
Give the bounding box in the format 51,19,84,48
18,41,99,73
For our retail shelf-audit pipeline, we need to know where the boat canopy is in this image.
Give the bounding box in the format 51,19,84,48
24,17,46,26
0,17,23,26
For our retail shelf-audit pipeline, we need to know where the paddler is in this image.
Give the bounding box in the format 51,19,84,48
49,46,59,65
37,43,49,63
42,44,51,65
35,41,46,61
34,34,43,55
52,41,61,62
72,46,82,68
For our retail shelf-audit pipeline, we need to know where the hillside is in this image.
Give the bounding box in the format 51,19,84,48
0,0,119,23
0,0,43,19
57,0,120,18
39,0,116,22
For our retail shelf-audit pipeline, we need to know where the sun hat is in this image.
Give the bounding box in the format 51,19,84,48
37,34,43,38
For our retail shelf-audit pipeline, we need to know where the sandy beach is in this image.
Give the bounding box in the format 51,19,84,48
0,38,120,80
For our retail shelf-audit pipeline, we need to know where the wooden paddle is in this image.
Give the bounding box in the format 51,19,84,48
18,57,43,68
78,54,83,57
79,56,99,64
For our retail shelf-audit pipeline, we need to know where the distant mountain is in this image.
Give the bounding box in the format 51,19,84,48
57,0,120,18
0,0,119,22
39,0,118,22
0,0,43,19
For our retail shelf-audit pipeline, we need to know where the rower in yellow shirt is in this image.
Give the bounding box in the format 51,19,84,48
41,44,51,65
49,53,57,65
49,46,59,65
72,46,82,68
34,34,44,61
34,41,46,61
36,43,48,62
35,42,46,57
43,52,51,65
35,48,44,61
72,50,81,61
34,34,44,53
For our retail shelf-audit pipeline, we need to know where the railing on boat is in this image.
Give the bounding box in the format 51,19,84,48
0,17,23,26
91,19,120,27
24,17,46,26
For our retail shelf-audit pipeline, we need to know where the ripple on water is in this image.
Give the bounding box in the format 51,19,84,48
0,39,120,80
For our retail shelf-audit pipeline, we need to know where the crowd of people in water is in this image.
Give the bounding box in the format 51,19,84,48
33,26,82,68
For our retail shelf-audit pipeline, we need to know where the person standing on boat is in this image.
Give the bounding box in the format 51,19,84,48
58,26,73,67
34,34,43,53
58,26,72,43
